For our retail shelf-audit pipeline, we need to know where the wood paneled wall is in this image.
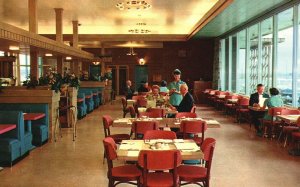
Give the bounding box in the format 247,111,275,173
83,39,214,89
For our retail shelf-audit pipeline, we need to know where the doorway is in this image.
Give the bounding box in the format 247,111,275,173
107,65,129,95
135,65,148,91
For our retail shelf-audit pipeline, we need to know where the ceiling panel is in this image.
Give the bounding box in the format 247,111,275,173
0,0,219,35
193,0,289,38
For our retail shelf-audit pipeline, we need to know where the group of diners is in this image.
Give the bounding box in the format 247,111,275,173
102,110,216,187
204,84,300,155
123,68,195,115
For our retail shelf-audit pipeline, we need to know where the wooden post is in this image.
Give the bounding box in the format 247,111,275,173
28,0,38,33
30,51,39,79
54,8,63,43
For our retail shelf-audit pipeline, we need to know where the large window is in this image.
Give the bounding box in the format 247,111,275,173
261,17,273,92
276,8,294,105
218,3,300,106
237,30,246,94
297,5,300,106
248,24,259,93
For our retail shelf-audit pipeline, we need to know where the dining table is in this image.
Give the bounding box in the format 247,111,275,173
117,139,203,161
0,124,16,171
23,113,46,133
277,115,300,124
113,117,221,129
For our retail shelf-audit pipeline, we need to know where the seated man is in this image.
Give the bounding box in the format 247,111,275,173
138,81,151,93
171,84,194,112
249,84,269,136
124,80,135,100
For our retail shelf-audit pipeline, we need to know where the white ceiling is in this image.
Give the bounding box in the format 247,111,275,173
0,0,219,35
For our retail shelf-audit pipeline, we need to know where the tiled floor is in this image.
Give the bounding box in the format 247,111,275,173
1,99,300,187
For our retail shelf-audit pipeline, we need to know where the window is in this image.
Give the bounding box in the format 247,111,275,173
276,8,294,105
231,35,238,92
297,5,300,106
219,39,226,90
225,38,230,91
248,24,259,93
237,30,246,94
19,54,30,82
261,17,273,92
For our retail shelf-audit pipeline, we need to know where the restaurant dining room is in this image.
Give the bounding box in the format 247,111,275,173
0,0,300,186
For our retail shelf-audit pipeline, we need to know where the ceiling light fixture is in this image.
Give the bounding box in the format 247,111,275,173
66,57,72,60
128,29,151,34
45,53,53,57
126,47,137,56
116,1,151,11
9,46,19,50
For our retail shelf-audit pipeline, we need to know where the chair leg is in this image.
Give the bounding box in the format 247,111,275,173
108,179,114,187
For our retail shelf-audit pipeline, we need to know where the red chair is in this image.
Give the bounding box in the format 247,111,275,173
138,150,182,187
132,121,159,139
176,112,197,118
235,97,250,124
102,115,130,143
143,130,177,140
190,105,197,113
146,108,165,118
103,137,141,187
179,120,207,146
137,97,148,108
261,107,285,138
224,95,240,115
178,138,216,187
121,97,136,118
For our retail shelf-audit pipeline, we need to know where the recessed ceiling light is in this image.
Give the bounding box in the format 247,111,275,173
9,46,19,50
45,53,53,57
66,57,72,60
0,51,4,56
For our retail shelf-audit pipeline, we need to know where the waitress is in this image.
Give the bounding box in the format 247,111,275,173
168,69,186,108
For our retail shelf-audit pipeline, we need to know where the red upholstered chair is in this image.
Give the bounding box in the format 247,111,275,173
190,105,197,113
138,150,182,187
103,137,141,187
179,120,208,146
277,109,300,147
261,107,285,138
137,97,148,108
178,138,216,187
176,112,197,118
143,130,177,140
121,97,136,118
102,115,130,143
138,111,162,118
224,95,240,115
132,121,159,139
235,97,250,124
146,108,165,118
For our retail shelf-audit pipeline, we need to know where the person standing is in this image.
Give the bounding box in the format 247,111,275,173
249,84,269,136
168,69,186,108
124,80,135,100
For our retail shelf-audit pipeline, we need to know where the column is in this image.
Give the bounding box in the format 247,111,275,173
72,20,79,48
57,56,63,74
28,0,38,33
30,51,39,79
54,8,63,43
101,45,105,76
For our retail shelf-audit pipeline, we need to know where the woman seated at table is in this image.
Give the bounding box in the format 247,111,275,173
261,87,284,120
146,85,165,104
159,80,169,94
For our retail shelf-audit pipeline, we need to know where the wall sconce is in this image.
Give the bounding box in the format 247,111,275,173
139,58,145,65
